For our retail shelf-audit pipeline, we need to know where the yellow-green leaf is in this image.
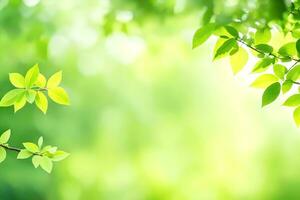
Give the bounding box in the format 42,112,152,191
0,89,26,107
23,142,39,153
14,93,26,112
283,94,300,107
262,82,281,107
0,130,11,144
294,106,300,127
32,155,42,168
35,92,48,114
48,87,70,105
25,64,39,88
9,73,25,88
47,71,62,89
0,147,6,163
17,150,33,159
251,74,279,89
230,47,248,74
40,156,53,173
35,74,47,88
25,89,37,104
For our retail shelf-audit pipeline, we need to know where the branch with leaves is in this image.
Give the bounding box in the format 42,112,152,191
193,1,300,127
0,64,70,173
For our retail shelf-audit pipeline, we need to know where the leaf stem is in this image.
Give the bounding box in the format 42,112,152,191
0,144,41,156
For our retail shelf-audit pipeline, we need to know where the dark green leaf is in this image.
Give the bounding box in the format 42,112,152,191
262,82,281,107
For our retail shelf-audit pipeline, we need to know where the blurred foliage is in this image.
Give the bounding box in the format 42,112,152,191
1,0,300,199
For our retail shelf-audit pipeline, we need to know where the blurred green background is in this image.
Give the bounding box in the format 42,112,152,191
0,0,300,199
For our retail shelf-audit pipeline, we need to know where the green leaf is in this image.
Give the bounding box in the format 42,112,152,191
23,142,39,153
25,89,37,104
38,137,43,148
255,28,271,44
0,147,6,163
40,156,53,173
262,82,281,107
25,64,39,88
35,92,48,114
296,39,300,55
192,23,216,48
278,42,297,57
47,71,62,89
0,130,11,144
252,57,274,73
286,65,300,81
225,26,239,38
251,74,278,89
42,145,57,154
0,89,26,107
294,106,300,127
35,74,46,88
282,80,293,94
48,87,70,105
283,94,300,107
273,64,287,80
17,150,33,159
255,44,273,54
214,38,237,59
230,47,248,74
32,155,42,168
51,150,69,162
9,73,25,88
14,94,26,113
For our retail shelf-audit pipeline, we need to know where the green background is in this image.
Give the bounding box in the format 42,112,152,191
0,0,300,199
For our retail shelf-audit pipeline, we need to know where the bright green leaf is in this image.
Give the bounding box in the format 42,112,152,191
38,137,43,148
14,94,26,113
283,94,300,107
192,23,216,48
273,64,287,80
17,150,33,159
255,44,273,54
0,147,6,163
0,130,11,144
9,73,25,88
25,64,39,88
230,47,248,74
224,26,239,38
214,38,237,59
51,150,69,162
35,92,48,114
40,156,53,173
294,106,300,127
262,82,281,107
47,71,62,89
25,89,37,104
251,74,279,89
35,74,47,88
0,89,26,107
286,65,300,81
255,28,271,44
282,80,293,94
48,87,70,105
252,57,274,73
23,142,39,153
32,155,42,168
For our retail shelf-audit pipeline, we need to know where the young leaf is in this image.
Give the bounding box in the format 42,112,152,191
23,142,39,153
14,94,26,113
25,64,39,88
25,89,37,104
294,106,300,127
278,42,297,57
0,89,25,107
214,38,237,59
47,71,62,89
38,137,43,148
0,147,6,163
48,87,70,105
251,74,278,89
282,80,293,94
35,92,48,114
262,82,281,107
296,39,300,55
286,65,300,81
9,73,25,88
255,44,273,54
51,150,69,162
40,156,53,173
0,130,11,144
283,94,300,107
273,64,287,80
255,28,271,44
225,26,239,38
252,57,274,73
192,23,216,48
35,74,47,88
32,155,42,168
17,150,33,159
230,47,248,74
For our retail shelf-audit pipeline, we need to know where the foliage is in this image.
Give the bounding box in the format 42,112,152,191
193,0,300,127
0,64,70,173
